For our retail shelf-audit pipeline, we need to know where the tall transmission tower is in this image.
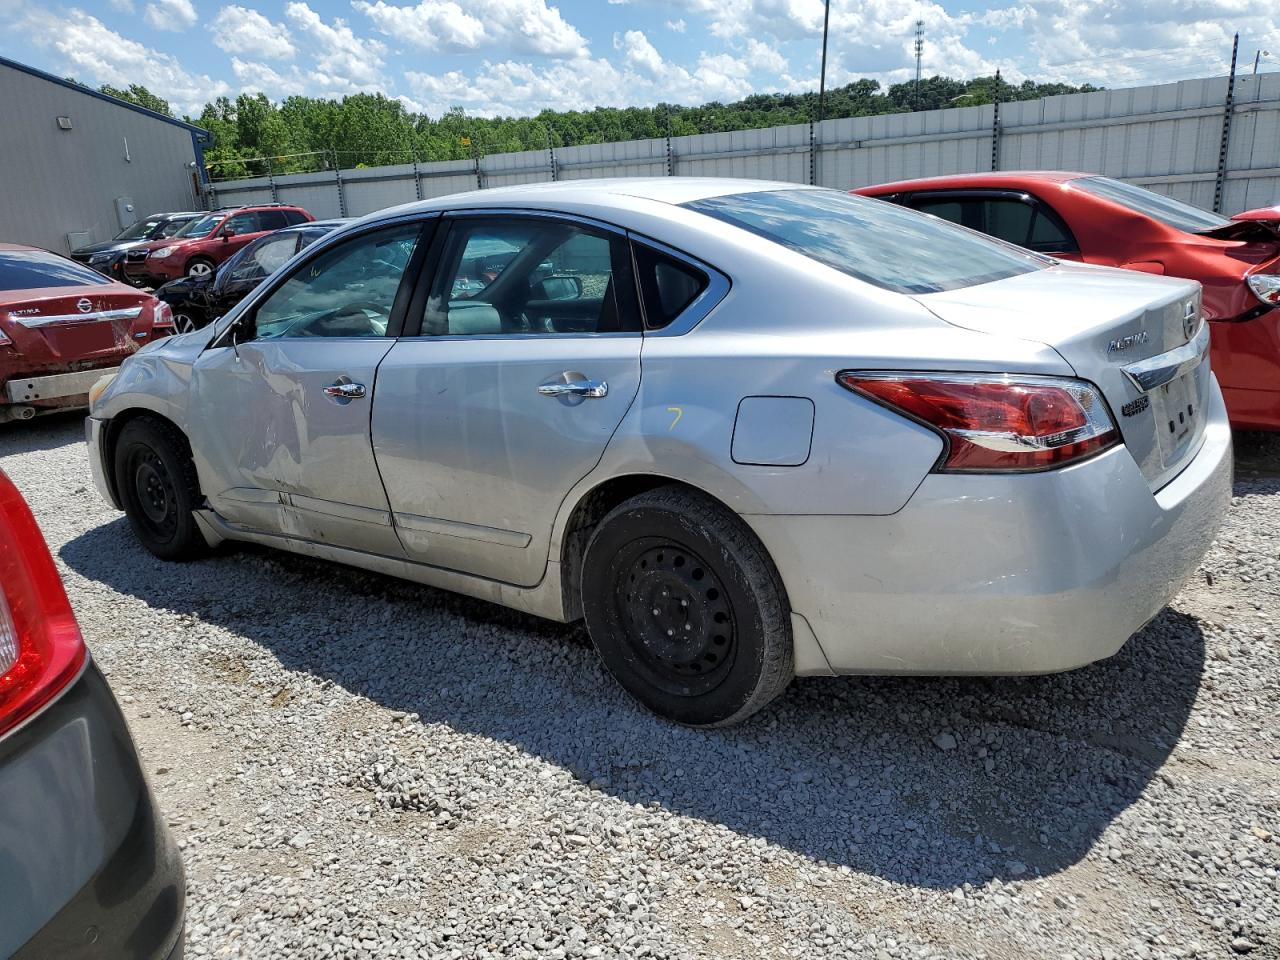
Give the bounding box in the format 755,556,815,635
913,20,925,110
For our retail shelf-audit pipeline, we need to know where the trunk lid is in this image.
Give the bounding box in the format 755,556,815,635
915,263,1210,491
0,287,154,370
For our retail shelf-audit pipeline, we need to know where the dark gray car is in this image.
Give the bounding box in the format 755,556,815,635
0,467,184,959
70,213,202,283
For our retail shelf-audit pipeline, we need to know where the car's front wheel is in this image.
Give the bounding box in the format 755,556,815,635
185,257,215,279
114,417,210,561
172,310,203,334
581,486,794,726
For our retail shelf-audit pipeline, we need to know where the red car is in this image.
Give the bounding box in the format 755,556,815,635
0,243,173,423
123,203,313,286
854,173,1280,429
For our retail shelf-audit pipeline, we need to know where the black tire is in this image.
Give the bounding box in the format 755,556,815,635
113,417,209,561
581,485,794,727
185,257,215,279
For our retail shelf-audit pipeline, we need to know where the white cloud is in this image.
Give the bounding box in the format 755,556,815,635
354,0,589,58
143,0,197,31
231,58,310,95
213,6,296,60
745,38,787,74
406,40,755,118
18,7,227,113
665,17,685,32
285,1,386,90
108,0,135,11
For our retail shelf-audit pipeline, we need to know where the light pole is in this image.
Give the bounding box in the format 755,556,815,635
817,0,831,122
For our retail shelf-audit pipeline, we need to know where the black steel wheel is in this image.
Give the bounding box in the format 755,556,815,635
114,416,210,561
611,539,738,696
581,485,793,726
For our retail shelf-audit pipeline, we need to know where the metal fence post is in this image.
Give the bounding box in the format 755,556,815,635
333,151,347,217
665,136,673,176
411,157,423,201
991,70,1002,172
1213,33,1239,214
266,156,279,203
475,157,483,191
809,121,817,185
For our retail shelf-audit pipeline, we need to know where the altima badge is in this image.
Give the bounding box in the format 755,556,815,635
1108,330,1150,355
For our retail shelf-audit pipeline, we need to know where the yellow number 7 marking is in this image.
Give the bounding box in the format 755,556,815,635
667,406,684,431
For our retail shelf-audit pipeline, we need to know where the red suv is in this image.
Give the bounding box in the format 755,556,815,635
123,204,313,286
854,173,1280,430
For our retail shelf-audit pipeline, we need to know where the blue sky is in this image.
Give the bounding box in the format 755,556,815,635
1,0,1277,118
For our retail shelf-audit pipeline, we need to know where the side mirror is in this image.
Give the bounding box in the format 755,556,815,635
222,229,235,242
531,275,583,301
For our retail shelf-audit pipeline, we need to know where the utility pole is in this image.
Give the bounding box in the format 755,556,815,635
817,0,831,122
1253,50,1261,75
914,20,924,111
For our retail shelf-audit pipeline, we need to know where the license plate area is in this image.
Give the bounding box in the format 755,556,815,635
45,320,121,355
1152,363,1203,467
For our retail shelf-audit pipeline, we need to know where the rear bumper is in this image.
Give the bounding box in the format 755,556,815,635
2,662,185,960
5,366,121,405
749,376,1234,675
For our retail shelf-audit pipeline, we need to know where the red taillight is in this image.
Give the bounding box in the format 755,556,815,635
0,472,87,737
838,372,1120,472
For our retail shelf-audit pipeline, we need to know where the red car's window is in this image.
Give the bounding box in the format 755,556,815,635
0,250,111,291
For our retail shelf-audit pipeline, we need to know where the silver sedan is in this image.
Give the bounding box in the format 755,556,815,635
86,179,1233,726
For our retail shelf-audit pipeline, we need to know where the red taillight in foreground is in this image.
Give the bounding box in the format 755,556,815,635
0,472,87,737
838,372,1120,472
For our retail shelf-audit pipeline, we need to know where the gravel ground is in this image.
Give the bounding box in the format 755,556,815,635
2,412,1278,960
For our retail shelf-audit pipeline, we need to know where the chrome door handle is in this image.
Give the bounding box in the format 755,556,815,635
323,381,366,400
537,379,608,399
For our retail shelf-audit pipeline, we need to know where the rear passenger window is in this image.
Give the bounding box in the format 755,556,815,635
914,198,982,231
1026,208,1076,253
632,243,709,330
985,199,1035,246
258,210,290,230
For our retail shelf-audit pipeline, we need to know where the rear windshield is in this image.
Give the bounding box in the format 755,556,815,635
684,189,1044,294
0,250,111,291
1072,177,1230,233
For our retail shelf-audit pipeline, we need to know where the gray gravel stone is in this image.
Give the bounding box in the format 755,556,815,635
4,414,1279,960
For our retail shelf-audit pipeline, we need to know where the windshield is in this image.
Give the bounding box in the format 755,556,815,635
176,214,226,239
114,219,165,241
684,189,1045,294
1073,176,1230,233
0,250,112,291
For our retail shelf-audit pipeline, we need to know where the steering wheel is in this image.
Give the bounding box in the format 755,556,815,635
293,299,391,337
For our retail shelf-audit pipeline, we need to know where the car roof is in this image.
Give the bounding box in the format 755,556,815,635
0,242,43,253
855,171,1093,194
360,177,817,221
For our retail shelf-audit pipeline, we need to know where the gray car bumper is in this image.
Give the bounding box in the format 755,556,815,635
749,376,1234,675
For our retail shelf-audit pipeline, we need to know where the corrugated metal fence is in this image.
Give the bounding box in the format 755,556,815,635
207,73,1280,218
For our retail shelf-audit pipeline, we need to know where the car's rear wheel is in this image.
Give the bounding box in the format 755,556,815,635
114,417,209,561
185,257,215,279
581,485,794,726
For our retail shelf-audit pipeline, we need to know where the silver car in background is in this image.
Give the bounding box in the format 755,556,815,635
85,179,1232,726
